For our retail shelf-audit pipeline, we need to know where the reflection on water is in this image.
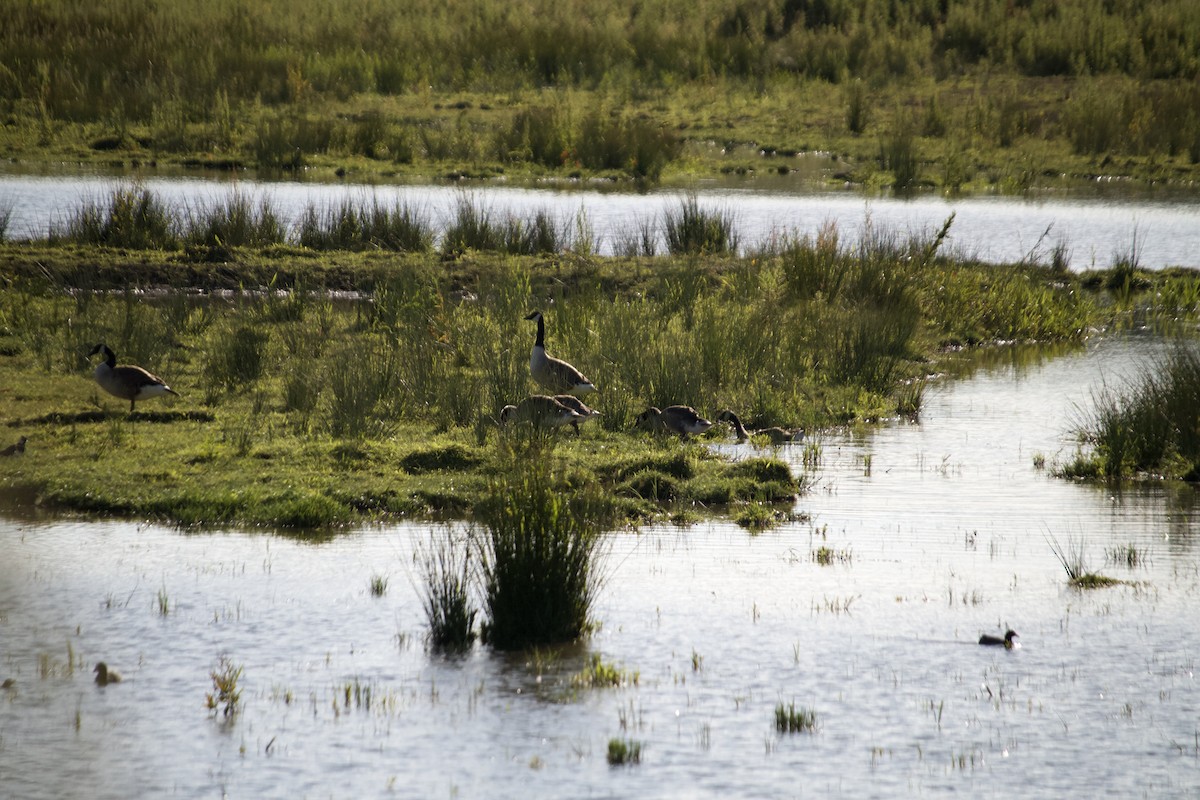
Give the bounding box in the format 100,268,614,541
1,334,1198,799
2,173,1199,269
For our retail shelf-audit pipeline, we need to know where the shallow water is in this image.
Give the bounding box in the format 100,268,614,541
2,172,1199,269
2,334,1198,798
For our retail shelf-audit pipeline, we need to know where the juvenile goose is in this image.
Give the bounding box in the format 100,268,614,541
524,311,596,396
978,630,1019,649
499,395,585,430
716,410,803,445
93,662,123,685
636,405,713,437
89,343,178,412
0,436,28,456
553,394,601,434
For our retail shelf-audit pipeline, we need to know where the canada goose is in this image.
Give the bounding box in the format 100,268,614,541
552,394,601,434
88,343,178,412
499,395,585,430
636,405,713,436
978,630,1019,649
716,410,803,445
1,678,14,690
93,662,123,685
524,311,596,396
0,436,27,456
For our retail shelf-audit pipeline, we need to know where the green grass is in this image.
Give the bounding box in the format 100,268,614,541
5,0,1200,190
418,531,477,651
1064,343,1200,480
475,448,609,649
0,229,1198,529
606,738,643,766
571,653,638,688
775,702,817,734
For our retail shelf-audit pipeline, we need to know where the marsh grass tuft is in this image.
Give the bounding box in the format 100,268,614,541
206,655,243,718
475,452,609,650
572,653,638,689
663,194,739,255
1046,532,1120,588
418,530,477,652
606,738,643,766
369,573,389,597
775,702,817,734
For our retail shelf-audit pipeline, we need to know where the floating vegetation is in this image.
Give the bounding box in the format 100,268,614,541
774,702,817,734
813,546,852,566
606,738,643,766
206,655,243,718
1047,532,1121,589
571,654,638,689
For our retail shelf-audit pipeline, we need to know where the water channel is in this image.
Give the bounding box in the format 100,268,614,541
2,171,1199,269
2,332,1197,798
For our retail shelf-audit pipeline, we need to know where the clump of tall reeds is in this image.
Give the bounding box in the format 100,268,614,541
474,446,610,649
296,199,433,252
775,702,817,733
418,530,477,652
51,187,177,249
663,194,739,255
1066,344,1200,480
182,192,285,248
1046,532,1119,589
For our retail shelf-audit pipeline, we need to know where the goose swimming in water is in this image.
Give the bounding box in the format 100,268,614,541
636,405,713,437
524,311,596,396
716,410,803,445
978,630,1019,648
88,343,178,412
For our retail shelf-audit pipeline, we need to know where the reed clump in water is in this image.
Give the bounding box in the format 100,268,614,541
1062,344,1200,481
474,444,610,650
418,530,477,652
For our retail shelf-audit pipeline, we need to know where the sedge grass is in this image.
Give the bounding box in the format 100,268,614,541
474,449,610,650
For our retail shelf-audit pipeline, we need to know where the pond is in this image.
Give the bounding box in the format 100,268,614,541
2,333,1197,798
2,172,1200,269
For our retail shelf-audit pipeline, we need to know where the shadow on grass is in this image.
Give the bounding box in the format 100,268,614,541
11,410,216,426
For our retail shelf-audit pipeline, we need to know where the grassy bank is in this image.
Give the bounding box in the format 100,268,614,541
1,218,1199,527
2,1,1200,190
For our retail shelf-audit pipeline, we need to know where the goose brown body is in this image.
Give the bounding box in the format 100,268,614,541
636,405,713,436
89,344,178,412
524,311,596,396
499,395,585,429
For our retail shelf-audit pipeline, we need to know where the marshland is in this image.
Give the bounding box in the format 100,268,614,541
3,0,1200,796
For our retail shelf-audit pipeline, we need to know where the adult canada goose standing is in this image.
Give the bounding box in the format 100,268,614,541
524,311,596,396
716,410,803,445
88,343,178,412
636,405,713,436
552,394,601,435
499,395,585,430
0,436,27,456
978,630,1019,648
93,662,123,685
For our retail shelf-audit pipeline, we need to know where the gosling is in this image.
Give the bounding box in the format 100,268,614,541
552,395,601,435
0,436,27,456
89,343,178,413
499,395,585,430
716,410,803,445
